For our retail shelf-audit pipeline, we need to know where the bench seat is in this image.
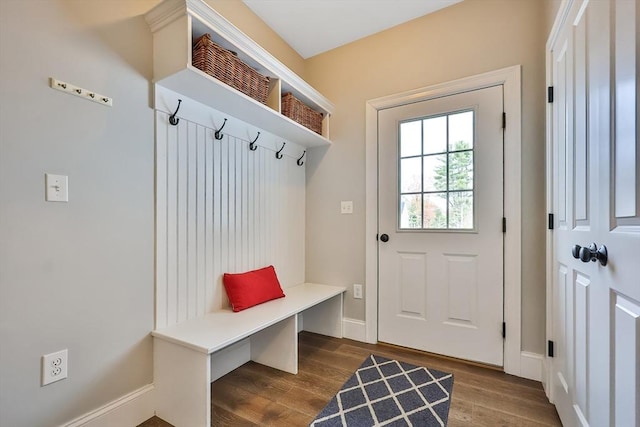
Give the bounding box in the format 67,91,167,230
152,282,346,427
152,282,346,354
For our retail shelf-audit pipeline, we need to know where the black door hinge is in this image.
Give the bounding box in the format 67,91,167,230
502,112,506,129
502,322,506,339
502,217,507,233
548,86,554,103
548,340,555,357
548,213,554,230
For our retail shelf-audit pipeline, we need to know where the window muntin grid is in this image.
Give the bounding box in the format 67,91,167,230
398,110,475,230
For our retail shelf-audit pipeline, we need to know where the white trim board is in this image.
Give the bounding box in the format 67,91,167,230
343,317,367,342
520,352,545,382
543,0,570,400
364,65,523,377
61,384,155,427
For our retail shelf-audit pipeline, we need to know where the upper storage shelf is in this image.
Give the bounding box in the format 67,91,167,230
145,0,335,147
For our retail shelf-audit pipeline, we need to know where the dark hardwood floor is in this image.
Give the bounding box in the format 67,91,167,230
140,331,561,426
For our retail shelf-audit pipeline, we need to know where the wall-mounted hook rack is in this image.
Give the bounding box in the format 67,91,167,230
169,99,182,126
214,118,227,140
49,77,113,107
249,132,260,151
297,150,306,166
275,142,286,159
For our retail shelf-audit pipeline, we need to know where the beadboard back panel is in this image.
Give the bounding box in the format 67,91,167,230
155,105,305,329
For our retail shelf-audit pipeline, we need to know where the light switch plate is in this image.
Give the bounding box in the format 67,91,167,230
341,201,353,214
45,174,68,202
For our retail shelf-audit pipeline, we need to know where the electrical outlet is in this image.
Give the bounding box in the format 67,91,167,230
353,284,363,299
42,349,68,386
341,201,353,214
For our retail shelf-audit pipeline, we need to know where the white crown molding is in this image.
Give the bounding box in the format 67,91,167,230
145,0,185,33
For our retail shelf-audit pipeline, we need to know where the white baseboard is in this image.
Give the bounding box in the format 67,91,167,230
62,384,155,427
343,318,367,342
520,351,544,382
341,322,545,383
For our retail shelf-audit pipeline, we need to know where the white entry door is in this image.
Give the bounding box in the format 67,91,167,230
548,0,640,426
378,86,504,366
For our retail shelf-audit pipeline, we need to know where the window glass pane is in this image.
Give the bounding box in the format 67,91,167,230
448,191,474,229
400,120,422,157
400,157,422,193
423,154,447,192
423,193,447,229
449,111,473,151
397,110,475,231
423,116,447,154
448,151,473,191
400,194,422,229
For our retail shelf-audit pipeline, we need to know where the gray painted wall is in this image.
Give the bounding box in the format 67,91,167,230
0,1,157,425
0,1,559,425
304,0,553,354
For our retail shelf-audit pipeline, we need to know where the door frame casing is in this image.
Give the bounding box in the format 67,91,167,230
364,65,523,376
544,0,575,402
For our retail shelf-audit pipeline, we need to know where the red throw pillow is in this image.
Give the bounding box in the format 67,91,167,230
222,265,285,312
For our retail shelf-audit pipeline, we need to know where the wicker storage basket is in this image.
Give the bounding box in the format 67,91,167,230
281,92,323,135
192,33,270,104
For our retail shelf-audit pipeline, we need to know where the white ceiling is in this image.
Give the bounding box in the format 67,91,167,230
242,0,463,59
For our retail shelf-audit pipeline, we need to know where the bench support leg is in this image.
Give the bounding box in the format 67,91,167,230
251,315,298,374
154,338,210,427
302,294,344,338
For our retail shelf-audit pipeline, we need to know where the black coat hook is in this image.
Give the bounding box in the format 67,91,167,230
275,142,286,159
249,132,260,151
297,150,306,166
169,99,182,126
214,118,227,140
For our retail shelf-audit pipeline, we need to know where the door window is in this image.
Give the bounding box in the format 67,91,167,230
398,110,475,230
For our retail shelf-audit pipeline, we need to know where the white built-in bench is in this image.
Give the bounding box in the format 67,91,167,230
152,282,346,427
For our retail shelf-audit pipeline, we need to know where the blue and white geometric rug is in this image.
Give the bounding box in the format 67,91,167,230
309,354,454,427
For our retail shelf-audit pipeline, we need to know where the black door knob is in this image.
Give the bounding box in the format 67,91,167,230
579,243,597,263
595,245,608,266
572,245,582,259
574,242,608,266
379,233,389,242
